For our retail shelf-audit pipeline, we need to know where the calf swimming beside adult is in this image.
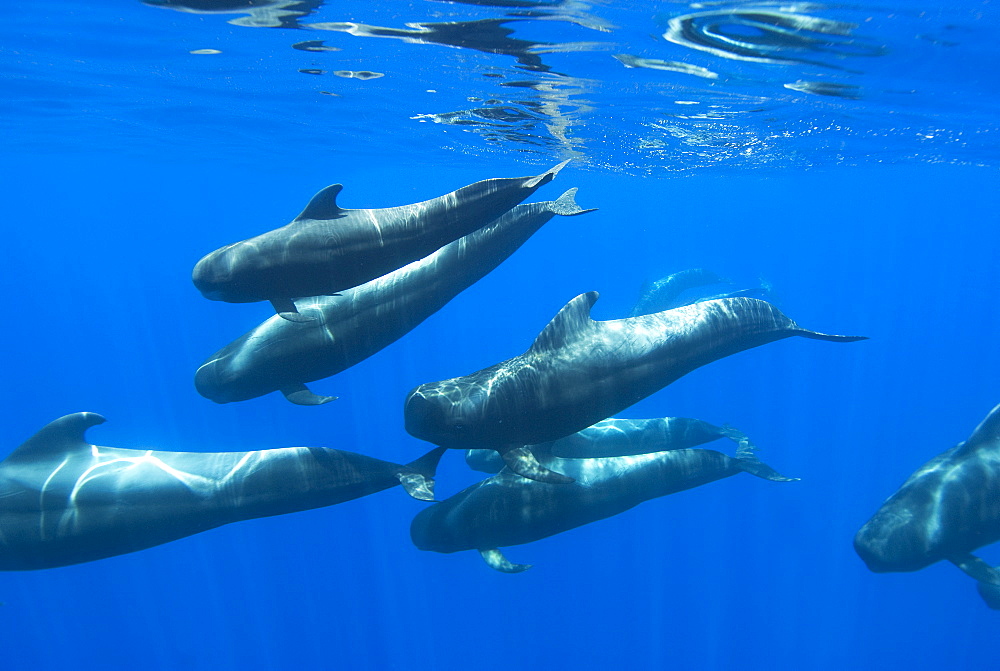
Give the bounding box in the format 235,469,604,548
854,403,1000,609
192,161,570,320
412,420,795,572
405,294,866,483
195,189,594,406
0,413,443,570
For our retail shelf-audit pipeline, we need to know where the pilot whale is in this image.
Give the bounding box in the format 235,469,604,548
411,424,794,572
465,416,737,474
0,413,444,570
854,402,1000,609
192,161,570,319
405,294,866,483
195,188,594,406
630,268,770,317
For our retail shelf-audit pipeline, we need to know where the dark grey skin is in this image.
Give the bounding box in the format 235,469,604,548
192,161,569,320
405,294,866,483
854,403,1000,609
195,188,594,406
412,424,795,572
465,416,735,474
0,413,444,570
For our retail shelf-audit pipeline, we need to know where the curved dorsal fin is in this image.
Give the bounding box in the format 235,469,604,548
962,403,1000,451
529,292,599,353
4,413,106,464
293,184,345,221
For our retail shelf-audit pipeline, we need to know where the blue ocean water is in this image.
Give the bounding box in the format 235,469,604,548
1,1,999,669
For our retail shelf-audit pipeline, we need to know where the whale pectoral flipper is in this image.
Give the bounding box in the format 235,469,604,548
479,548,532,573
501,446,574,484
977,578,1000,610
950,554,1000,586
280,383,337,406
396,447,448,501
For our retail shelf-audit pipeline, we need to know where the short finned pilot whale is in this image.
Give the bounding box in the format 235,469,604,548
0,413,444,570
464,416,740,474
854,402,1000,609
192,161,570,319
411,421,795,572
195,188,594,406
405,294,866,483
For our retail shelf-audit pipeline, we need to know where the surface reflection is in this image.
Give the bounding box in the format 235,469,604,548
142,0,324,28
305,17,603,74
128,0,986,173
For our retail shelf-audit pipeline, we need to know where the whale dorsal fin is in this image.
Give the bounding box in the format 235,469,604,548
293,184,345,221
960,403,1000,452
528,292,599,353
4,413,106,464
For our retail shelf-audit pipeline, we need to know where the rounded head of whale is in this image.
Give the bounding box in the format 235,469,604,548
192,242,264,302
192,247,236,299
403,383,487,449
853,511,937,573
410,505,456,553
194,354,273,404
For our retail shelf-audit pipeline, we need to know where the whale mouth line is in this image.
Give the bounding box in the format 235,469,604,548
199,289,226,301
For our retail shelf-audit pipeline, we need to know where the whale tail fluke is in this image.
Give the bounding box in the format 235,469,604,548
397,446,448,501
525,159,573,189
550,188,598,217
792,328,869,343
722,425,798,483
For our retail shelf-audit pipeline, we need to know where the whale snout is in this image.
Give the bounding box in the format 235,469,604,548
194,357,248,404
192,242,250,300
403,385,485,449
403,388,450,444
853,512,934,573
410,505,466,554
192,255,229,298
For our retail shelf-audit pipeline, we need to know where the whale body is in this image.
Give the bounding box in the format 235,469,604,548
195,188,594,406
192,161,569,318
0,413,443,570
412,423,794,572
854,403,1000,608
405,294,866,483
464,416,735,473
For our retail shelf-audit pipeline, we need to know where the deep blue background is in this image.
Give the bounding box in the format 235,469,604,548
2,1,999,669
